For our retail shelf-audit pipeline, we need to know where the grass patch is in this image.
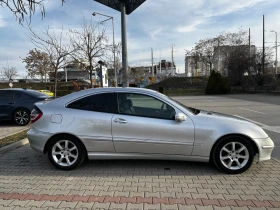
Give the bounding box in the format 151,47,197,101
0,130,28,148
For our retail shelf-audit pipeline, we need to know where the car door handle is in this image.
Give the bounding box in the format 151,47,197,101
114,118,128,124
8,102,15,104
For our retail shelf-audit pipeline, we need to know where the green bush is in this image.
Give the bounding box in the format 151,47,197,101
158,86,164,93
56,90,74,97
205,71,231,95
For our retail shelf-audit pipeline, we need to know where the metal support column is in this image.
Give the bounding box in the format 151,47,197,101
121,2,128,87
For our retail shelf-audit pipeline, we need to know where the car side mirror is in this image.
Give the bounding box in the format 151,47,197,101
175,113,187,122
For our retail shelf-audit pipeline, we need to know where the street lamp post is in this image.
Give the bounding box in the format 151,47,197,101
92,12,117,87
271,30,278,74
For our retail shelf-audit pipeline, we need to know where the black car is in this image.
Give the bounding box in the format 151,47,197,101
0,88,51,126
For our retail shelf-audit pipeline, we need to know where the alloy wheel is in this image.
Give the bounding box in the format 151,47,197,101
15,110,29,125
52,140,78,167
219,142,249,170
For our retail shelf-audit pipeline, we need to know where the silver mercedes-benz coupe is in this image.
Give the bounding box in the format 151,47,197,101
27,87,274,174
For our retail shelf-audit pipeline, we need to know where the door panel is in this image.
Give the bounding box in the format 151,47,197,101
0,90,15,120
112,93,195,156
112,114,194,155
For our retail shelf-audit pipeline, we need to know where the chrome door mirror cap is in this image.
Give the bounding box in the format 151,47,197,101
175,113,187,122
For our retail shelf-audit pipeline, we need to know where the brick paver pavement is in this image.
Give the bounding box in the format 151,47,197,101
0,145,280,209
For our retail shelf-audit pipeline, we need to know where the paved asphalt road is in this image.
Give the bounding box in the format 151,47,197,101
173,94,280,158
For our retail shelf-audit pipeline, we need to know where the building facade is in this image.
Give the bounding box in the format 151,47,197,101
185,56,210,77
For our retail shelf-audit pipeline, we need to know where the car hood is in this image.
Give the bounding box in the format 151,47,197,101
199,110,248,122
191,109,268,139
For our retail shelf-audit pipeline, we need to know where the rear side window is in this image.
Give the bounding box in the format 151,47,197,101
67,93,118,113
14,92,22,99
0,91,14,100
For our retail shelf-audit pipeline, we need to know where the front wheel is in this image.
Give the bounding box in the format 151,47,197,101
48,136,86,170
212,137,254,174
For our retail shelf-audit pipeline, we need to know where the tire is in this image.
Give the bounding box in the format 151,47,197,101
13,108,30,126
47,135,86,170
212,136,254,174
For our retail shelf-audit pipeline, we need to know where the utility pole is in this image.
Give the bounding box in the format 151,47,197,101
217,39,220,74
276,32,278,74
160,51,162,75
263,15,265,74
151,48,154,76
155,62,158,75
270,31,278,74
249,28,251,73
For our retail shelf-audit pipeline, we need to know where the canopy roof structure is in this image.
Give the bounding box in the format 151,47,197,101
94,0,146,15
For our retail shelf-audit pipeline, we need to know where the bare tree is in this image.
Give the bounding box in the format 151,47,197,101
129,66,146,83
187,35,225,71
0,0,64,24
1,63,18,80
105,42,122,86
187,28,248,74
23,48,53,82
28,25,74,97
69,18,108,88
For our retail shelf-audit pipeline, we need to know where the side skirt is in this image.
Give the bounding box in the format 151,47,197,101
87,152,209,162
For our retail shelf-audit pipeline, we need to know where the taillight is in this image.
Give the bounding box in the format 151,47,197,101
30,106,43,123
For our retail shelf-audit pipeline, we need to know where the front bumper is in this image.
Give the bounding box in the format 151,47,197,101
253,137,274,162
27,128,51,154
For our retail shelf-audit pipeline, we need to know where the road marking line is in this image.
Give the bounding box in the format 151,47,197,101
234,115,280,134
238,107,266,114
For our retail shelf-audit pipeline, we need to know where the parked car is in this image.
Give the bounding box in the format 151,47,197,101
0,88,51,126
38,90,54,97
27,88,274,174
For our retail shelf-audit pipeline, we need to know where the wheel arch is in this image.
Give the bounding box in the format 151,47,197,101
210,134,259,162
44,133,88,158
12,107,31,116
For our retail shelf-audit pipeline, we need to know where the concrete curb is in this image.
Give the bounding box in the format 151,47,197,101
0,138,29,155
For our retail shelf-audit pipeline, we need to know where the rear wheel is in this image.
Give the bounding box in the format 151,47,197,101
48,135,86,170
212,136,254,174
13,108,30,126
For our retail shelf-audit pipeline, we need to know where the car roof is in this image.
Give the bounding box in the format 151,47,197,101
71,87,157,97
1,88,50,98
48,87,158,105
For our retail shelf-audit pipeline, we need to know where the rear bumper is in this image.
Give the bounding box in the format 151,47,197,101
253,137,274,162
27,128,51,154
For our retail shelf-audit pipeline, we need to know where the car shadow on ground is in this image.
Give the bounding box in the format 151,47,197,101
0,145,271,178
0,120,16,126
